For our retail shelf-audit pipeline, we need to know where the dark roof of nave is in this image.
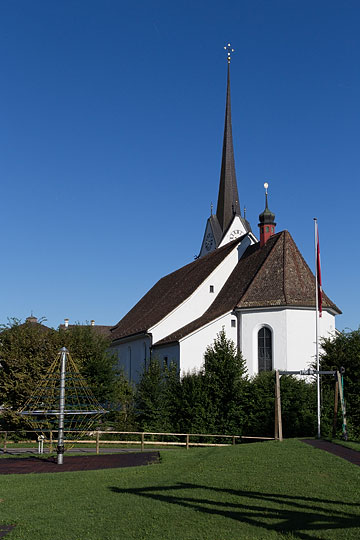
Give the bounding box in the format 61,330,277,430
156,230,341,345
110,237,244,341
59,324,113,338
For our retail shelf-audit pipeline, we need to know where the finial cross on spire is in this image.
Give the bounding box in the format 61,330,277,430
224,43,234,64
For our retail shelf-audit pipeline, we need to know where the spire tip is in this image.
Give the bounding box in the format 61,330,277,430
224,43,234,64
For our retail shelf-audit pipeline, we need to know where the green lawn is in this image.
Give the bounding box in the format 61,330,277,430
0,439,359,540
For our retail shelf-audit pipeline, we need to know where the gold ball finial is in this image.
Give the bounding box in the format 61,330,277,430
224,43,235,64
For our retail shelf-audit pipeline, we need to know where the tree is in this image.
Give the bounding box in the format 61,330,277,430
0,318,60,429
135,358,178,432
320,328,360,440
0,319,119,430
58,324,117,403
201,329,249,434
245,371,316,437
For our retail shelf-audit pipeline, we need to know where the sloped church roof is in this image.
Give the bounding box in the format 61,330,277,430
156,231,341,345
111,230,340,345
110,238,243,341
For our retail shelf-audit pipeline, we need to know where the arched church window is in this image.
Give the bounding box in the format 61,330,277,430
258,327,272,372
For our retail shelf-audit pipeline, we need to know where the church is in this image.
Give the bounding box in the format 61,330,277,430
109,49,341,383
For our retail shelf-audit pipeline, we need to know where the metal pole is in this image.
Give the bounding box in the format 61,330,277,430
314,218,321,438
57,347,68,465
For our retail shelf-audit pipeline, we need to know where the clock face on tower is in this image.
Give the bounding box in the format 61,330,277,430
205,233,214,251
229,229,242,241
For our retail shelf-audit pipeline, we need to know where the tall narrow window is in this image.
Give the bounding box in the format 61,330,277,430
128,346,132,380
143,342,147,368
258,327,272,372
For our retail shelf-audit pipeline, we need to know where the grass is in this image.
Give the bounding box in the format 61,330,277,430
0,439,359,539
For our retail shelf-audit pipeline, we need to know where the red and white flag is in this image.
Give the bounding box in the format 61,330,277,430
315,222,322,317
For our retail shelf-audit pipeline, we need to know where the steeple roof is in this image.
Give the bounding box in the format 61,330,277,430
259,191,276,225
216,62,241,233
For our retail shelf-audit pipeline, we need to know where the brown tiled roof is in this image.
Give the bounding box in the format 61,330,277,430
59,324,113,338
110,238,244,341
156,231,341,345
19,318,52,333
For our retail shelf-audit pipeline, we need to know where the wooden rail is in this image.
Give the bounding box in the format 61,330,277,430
0,430,274,454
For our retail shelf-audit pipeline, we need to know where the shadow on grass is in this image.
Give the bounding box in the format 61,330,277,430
0,525,15,538
109,482,360,540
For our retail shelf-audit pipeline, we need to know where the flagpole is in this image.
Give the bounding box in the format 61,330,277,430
314,218,321,439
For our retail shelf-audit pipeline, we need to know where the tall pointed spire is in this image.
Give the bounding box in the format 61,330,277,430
216,45,241,233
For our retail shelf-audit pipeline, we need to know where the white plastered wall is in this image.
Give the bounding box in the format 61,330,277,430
151,344,180,370
218,215,248,247
285,308,335,371
239,307,337,376
178,312,238,374
150,241,250,344
110,335,151,384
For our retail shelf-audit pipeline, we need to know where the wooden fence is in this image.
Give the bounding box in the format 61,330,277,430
0,430,274,454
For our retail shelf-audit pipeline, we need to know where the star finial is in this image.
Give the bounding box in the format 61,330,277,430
224,43,234,64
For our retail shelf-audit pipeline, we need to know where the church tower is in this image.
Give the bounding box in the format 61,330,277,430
258,182,276,246
199,45,252,258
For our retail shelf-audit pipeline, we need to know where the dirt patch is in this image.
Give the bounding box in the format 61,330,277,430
302,439,360,466
0,451,160,475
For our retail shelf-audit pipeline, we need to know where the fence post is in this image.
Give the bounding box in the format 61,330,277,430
141,433,145,452
333,378,339,438
232,436,236,445
96,431,100,455
3,432,7,452
186,434,189,450
49,430,53,453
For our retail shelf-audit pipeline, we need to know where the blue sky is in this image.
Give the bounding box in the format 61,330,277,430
1,0,359,331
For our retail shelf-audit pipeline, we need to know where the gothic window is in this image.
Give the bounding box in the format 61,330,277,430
258,327,272,372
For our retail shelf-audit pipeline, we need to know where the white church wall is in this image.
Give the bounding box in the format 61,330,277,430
218,215,248,247
178,312,237,374
199,219,216,258
150,245,241,344
286,309,336,371
111,335,151,384
241,309,288,376
151,344,180,371
240,307,337,376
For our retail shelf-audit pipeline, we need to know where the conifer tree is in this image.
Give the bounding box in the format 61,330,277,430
201,328,248,434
